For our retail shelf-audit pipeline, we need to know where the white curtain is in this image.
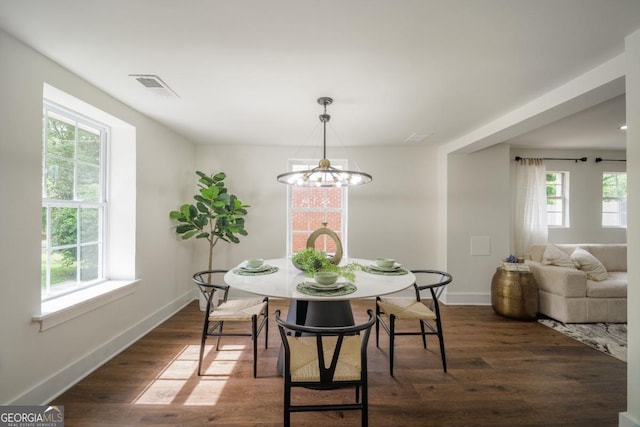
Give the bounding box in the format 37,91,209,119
513,158,548,256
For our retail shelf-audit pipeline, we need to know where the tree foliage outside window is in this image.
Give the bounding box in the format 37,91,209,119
545,172,567,227
42,104,107,299
602,172,627,227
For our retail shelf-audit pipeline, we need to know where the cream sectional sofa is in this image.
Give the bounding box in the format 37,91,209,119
526,244,627,323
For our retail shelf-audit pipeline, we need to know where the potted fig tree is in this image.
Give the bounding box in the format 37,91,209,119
169,171,249,274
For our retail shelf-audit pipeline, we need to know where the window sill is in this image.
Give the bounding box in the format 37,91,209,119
33,279,140,332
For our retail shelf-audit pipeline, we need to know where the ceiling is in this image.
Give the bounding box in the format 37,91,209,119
0,0,638,150
507,94,627,150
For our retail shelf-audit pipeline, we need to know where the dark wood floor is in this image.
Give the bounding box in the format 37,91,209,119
50,299,626,426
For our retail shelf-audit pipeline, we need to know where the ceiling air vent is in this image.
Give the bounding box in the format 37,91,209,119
404,132,433,143
129,74,179,97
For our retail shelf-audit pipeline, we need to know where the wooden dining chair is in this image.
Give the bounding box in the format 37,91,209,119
275,309,376,427
375,269,452,376
192,269,268,377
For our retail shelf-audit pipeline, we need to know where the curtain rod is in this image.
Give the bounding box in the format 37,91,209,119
514,156,587,163
595,157,626,163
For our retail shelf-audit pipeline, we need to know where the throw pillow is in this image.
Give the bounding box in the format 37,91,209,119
571,247,609,281
542,244,576,269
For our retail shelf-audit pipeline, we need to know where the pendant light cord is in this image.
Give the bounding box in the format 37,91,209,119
320,99,330,160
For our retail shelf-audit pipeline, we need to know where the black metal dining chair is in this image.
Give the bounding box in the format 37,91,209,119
192,269,268,377
375,269,452,376
275,309,376,427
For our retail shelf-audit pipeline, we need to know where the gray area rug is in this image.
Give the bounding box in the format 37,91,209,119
538,318,627,362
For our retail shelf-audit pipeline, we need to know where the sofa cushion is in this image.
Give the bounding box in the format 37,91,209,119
584,244,627,272
542,244,577,269
571,247,608,281
529,261,587,297
586,272,627,298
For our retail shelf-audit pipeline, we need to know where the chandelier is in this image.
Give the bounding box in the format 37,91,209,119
276,97,373,187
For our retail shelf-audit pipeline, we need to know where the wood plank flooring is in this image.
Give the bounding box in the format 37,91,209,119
50,299,626,426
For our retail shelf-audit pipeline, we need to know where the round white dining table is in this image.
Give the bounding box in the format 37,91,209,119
224,257,416,327
225,257,415,375
225,257,415,301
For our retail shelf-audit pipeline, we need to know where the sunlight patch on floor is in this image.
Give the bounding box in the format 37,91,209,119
199,344,244,376
183,378,228,406
132,343,247,406
133,379,188,405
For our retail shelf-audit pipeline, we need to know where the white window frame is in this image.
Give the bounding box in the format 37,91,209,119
34,84,138,332
286,159,348,257
602,172,627,228
545,171,569,228
42,102,108,300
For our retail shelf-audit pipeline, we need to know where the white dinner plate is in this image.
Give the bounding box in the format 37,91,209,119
369,263,402,272
239,263,271,272
305,282,346,291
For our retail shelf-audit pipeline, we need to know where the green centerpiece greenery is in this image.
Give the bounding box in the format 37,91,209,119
169,171,249,271
291,248,361,282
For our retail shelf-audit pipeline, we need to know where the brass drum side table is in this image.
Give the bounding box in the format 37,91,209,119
491,267,539,320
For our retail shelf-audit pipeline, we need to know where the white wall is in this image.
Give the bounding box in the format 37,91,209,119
621,28,640,427
0,31,196,405
511,148,627,245
445,144,512,305
192,144,440,286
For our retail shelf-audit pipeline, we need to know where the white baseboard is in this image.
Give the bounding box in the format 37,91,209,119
10,290,194,405
620,412,640,427
444,292,491,305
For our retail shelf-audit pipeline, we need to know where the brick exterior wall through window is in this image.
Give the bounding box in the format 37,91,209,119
290,186,343,254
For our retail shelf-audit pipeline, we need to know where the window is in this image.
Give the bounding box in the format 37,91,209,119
41,102,108,300
602,172,627,227
287,160,347,256
545,172,568,227
34,84,137,331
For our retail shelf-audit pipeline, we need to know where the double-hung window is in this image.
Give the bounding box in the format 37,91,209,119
287,160,347,256
545,172,568,227
602,172,627,227
41,102,108,300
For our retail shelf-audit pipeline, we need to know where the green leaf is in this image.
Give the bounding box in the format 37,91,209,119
200,185,220,200
176,224,196,234
179,204,193,220
196,171,214,186
213,172,226,182
169,211,183,220
182,230,199,240
194,216,208,228
196,201,209,213
218,192,231,204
